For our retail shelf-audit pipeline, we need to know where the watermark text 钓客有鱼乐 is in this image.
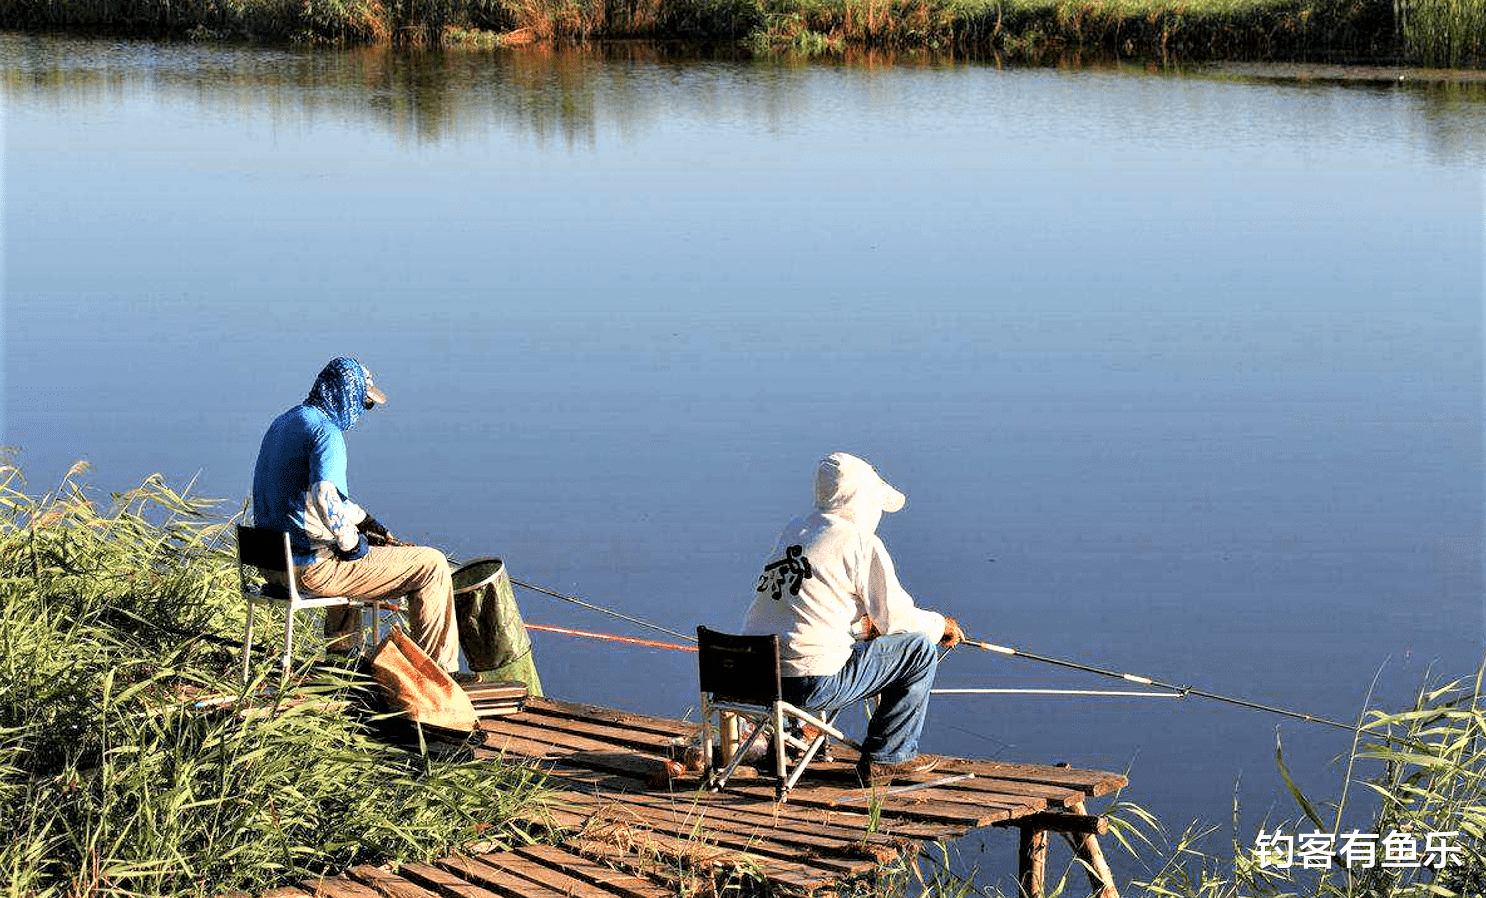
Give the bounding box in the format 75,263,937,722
1254,830,1464,870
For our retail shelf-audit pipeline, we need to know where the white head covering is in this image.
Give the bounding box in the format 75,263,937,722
813,452,906,534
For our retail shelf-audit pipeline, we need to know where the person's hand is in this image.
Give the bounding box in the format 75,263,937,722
358,515,397,546
940,616,964,648
860,614,882,640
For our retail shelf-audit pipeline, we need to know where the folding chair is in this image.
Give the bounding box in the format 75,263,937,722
696,626,861,801
236,524,403,683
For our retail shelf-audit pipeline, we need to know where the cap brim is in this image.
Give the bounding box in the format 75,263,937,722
882,483,906,513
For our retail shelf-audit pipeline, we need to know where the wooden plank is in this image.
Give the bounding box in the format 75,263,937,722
542,767,944,843
299,878,385,898
516,844,675,898
557,792,872,876
551,839,689,892
563,821,834,892
347,866,443,898
504,709,686,755
817,745,1123,795
799,759,1092,807
523,697,700,739
439,856,574,898
562,835,827,894
476,851,625,898
260,889,315,898
572,792,885,869
473,729,572,762
719,779,1016,827
481,718,670,759
937,758,1126,795
463,682,528,700
602,785,909,849
393,862,504,898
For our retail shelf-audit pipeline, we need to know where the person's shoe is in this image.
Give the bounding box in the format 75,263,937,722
450,670,482,685
855,754,940,787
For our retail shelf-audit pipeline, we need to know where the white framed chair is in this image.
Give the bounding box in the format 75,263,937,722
236,525,403,683
697,626,861,801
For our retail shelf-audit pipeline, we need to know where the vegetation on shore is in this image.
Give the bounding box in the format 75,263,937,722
1,0,1480,65
902,661,1486,898
1122,664,1486,897
0,462,546,897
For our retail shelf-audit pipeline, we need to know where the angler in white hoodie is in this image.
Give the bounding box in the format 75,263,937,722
742,452,963,784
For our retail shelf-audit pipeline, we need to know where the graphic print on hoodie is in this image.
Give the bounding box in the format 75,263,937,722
742,453,945,677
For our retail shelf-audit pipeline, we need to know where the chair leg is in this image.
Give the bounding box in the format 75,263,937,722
242,601,256,686
281,606,296,679
699,696,715,788
773,703,789,801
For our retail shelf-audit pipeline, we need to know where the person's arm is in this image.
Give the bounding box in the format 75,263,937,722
307,425,367,559
861,534,945,643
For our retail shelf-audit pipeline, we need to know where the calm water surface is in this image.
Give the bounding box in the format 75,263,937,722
3,34,1484,886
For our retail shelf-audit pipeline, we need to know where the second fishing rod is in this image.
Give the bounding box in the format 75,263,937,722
948,631,1357,732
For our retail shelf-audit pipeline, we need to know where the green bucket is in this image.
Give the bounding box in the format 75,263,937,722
452,558,543,696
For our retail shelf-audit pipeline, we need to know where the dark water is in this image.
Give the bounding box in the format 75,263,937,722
4,34,1484,888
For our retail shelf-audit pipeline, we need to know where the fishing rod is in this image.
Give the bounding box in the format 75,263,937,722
933,688,1181,697
525,622,696,653
957,636,1356,731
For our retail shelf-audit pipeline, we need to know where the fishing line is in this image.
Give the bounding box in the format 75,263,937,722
954,635,1356,731
509,578,697,643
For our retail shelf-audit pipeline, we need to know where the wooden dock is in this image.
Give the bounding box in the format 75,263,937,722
288,696,1128,898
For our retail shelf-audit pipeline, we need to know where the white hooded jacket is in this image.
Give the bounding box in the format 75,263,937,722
742,453,946,677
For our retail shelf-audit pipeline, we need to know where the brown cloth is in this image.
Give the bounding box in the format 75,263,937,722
368,627,476,732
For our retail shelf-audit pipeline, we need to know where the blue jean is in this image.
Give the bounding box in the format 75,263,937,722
780,632,938,764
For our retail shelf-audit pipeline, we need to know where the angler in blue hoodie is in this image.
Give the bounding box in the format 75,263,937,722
251,357,460,672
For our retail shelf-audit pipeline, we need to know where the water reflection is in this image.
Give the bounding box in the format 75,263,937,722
4,33,1485,161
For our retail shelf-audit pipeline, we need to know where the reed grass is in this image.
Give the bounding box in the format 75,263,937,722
1401,0,1486,65
0,461,547,897
0,0,1463,62
864,660,1486,898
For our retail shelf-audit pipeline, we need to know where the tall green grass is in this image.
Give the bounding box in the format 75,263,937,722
0,461,547,897
1402,0,1486,66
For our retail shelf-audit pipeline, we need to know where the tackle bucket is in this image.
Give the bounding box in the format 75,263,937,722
452,557,544,696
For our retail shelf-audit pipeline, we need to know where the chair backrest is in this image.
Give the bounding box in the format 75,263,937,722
697,626,782,706
236,524,291,573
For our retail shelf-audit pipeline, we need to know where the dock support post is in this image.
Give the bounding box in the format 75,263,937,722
1062,801,1119,898
1017,826,1047,898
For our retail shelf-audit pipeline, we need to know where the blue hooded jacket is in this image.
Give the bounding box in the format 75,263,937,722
252,357,374,566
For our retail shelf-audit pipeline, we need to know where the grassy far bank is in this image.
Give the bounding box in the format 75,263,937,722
1,0,1481,64
0,462,547,897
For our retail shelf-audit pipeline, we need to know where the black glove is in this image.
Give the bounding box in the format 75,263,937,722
358,515,390,539
334,533,370,561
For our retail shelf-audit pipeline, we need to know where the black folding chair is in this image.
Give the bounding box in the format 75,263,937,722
696,626,861,801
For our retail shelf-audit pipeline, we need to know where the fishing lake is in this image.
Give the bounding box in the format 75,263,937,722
3,34,1484,888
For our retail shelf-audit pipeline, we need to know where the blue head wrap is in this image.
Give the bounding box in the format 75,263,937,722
305,357,370,431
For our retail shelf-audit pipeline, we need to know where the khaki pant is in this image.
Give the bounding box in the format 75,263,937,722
299,545,460,673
